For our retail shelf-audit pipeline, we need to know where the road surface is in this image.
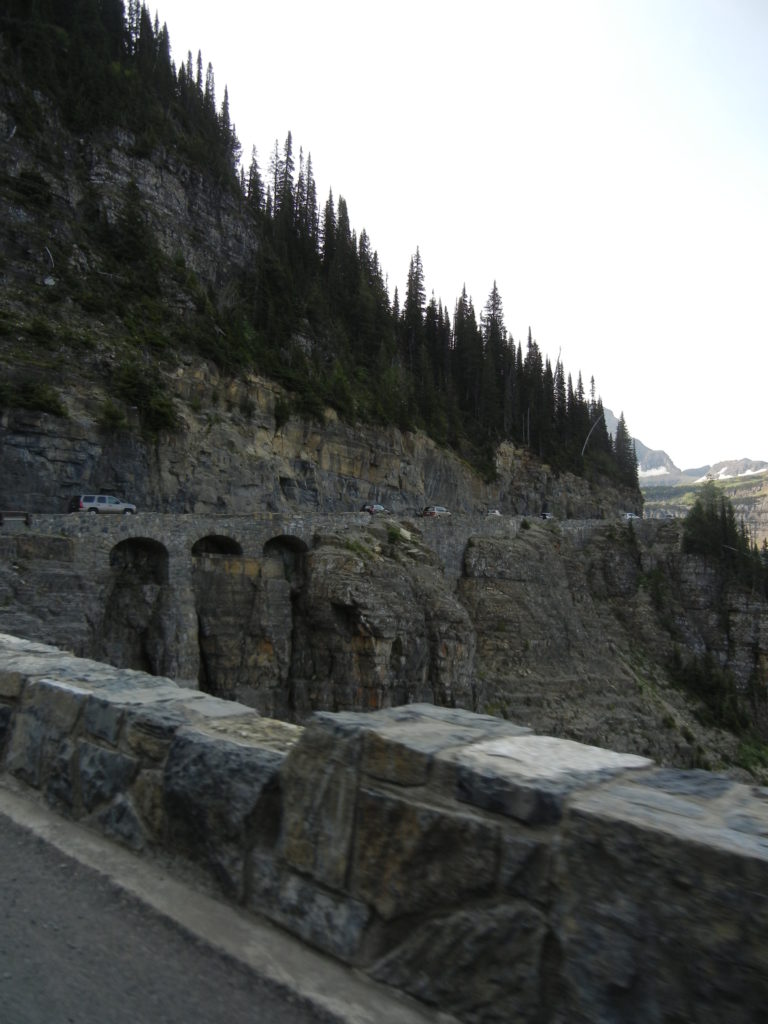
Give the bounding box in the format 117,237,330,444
0,786,437,1024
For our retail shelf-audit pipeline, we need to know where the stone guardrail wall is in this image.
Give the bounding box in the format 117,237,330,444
1,632,766,1023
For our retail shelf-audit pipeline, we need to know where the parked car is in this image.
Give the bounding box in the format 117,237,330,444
68,494,137,515
361,503,390,515
421,505,451,517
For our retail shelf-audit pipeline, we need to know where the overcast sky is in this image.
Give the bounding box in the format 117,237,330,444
153,0,767,470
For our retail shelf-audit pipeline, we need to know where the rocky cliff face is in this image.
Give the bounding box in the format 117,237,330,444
0,358,640,518
1,66,640,521
1,514,766,782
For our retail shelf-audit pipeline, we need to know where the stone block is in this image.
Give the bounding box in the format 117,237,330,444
93,793,147,851
45,736,76,811
359,704,531,787
3,710,46,785
370,901,549,1024
131,767,166,842
497,831,553,906
440,733,652,824
349,785,499,920
558,772,768,1023
77,740,140,813
83,694,125,746
122,704,188,763
0,669,25,700
279,715,367,889
248,852,372,963
164,728,284,898
4,678,90,787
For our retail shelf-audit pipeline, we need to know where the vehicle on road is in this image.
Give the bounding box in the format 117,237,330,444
421,505,451,517
540,511,553,520
485,508,502,517
68,495,137,515
361,503,390,515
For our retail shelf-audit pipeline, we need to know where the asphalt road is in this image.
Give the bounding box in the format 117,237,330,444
0,788,438,1024
0,812,332,1024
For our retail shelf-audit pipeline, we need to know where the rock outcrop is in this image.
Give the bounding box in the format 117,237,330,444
0,359,639,519
1,514,766,781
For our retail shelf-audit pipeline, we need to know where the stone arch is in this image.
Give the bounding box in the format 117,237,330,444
99,538,171,675
109,537,169,583
191,535,243,557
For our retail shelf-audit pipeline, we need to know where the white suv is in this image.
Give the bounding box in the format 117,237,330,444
68,494,137,515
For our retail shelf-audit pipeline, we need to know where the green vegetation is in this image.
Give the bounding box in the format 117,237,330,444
0,378,66,417
734,735,768,776
664,486,768,742
113,357,178,437
669,648,749,733
682,481,768,596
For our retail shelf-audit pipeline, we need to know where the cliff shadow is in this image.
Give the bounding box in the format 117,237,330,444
97,537,172,676
192,533,308,718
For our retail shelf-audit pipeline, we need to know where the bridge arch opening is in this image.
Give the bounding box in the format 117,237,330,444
100,538,171,676
109,537,169,584
191,535,243,557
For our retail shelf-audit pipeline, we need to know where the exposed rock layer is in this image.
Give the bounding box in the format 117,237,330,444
1,514,766,780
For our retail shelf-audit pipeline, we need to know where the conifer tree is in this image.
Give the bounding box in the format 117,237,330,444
402,249,426,374
480,282,507,439
613,413,639,488
246,147,263,212
321,190,336,267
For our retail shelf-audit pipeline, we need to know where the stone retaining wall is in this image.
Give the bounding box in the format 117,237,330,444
1,632,766,1023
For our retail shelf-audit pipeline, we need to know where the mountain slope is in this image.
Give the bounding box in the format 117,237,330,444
0,7,641,496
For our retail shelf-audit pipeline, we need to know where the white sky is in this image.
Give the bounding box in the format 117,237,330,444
153,0,768,470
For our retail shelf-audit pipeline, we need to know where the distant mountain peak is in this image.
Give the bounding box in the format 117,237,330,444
603,408,768,488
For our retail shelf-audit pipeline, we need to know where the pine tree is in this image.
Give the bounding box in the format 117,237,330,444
613,413,639,488
479,282,507,439
321,189,336,267
219,86,241,171
278,132,295,227
402,249,426,372
246,147,263,212
304,154,318,245
452,286,488,439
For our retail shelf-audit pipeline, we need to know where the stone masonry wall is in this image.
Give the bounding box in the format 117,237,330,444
1,632,767,1023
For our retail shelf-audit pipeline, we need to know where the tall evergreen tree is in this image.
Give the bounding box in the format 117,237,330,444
613,412,639,488
402,249,426,373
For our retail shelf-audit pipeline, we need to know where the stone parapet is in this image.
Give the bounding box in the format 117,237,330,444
1,632,766,1023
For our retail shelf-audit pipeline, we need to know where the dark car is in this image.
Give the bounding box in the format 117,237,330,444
421,505,451,517
68,494,137,514
361,503,390,514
